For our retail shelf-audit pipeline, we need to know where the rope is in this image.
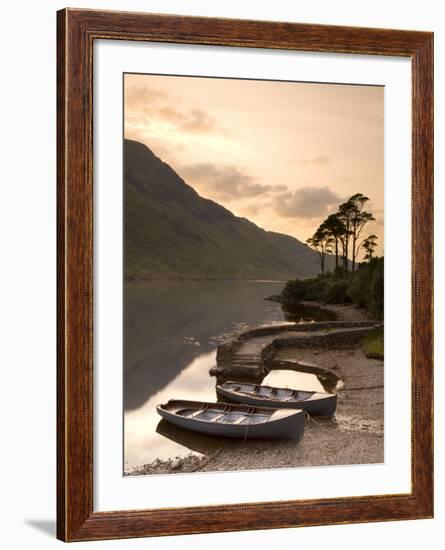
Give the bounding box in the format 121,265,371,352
242,407,255,443
304,410,319,424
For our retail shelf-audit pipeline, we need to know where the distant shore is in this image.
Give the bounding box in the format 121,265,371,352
128,301,383,476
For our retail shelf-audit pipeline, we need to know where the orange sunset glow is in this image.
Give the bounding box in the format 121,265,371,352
124,73,384,256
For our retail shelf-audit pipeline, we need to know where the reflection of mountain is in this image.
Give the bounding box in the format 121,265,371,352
124,280,284,411
125,139,329,280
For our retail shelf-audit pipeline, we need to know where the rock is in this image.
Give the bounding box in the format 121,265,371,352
170,458,183,470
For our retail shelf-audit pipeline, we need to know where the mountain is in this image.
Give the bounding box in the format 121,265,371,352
124,139,329,280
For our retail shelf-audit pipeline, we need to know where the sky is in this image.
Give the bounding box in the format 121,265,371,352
124,73,384,257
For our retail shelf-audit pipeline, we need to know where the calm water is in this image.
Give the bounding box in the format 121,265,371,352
124,280,333,471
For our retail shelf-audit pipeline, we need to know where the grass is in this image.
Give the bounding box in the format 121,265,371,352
363,327,384,359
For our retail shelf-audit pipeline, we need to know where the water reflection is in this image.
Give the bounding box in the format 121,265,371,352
280,301,336,323
125,280,285,411
156,420,239,455
124,280,335,471
125,351,217,468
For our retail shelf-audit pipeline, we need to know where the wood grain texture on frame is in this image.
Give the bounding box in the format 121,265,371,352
57,8,434,542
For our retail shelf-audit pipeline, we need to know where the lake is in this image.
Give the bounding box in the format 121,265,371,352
124,280,334,472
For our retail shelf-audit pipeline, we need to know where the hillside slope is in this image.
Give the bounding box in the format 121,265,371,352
124,139,328,280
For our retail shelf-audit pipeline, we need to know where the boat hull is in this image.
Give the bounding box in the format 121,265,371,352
156,401,305,441
217,385,337,416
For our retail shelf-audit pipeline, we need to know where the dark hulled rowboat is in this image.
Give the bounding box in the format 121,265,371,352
156,400,305,440
217,381,337,416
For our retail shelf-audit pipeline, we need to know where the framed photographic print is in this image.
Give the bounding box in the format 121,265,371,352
57,8,434,542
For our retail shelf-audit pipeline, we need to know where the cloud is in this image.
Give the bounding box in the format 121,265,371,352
125,82,221,135
125,85,168,107
158,107,216,133
180,163,286,201
299,156,331,166
274,185,341,219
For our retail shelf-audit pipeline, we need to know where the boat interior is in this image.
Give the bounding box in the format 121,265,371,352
173,404,271,425
223,382,315,401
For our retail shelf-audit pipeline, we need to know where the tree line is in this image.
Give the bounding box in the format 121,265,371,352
306,193,378,275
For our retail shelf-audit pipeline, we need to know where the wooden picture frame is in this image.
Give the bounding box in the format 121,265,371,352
57,8,434,542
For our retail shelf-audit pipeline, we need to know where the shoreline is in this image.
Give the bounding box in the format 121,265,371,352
266,295,372,322
298,300,372,322
128,301,383,476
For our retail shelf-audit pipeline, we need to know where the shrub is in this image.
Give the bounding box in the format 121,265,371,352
347,268,371,308
282,277,329,301
282,279,308,301
369,259,384,319
281,257,384,319
347,257,384,317
322,280,350,304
